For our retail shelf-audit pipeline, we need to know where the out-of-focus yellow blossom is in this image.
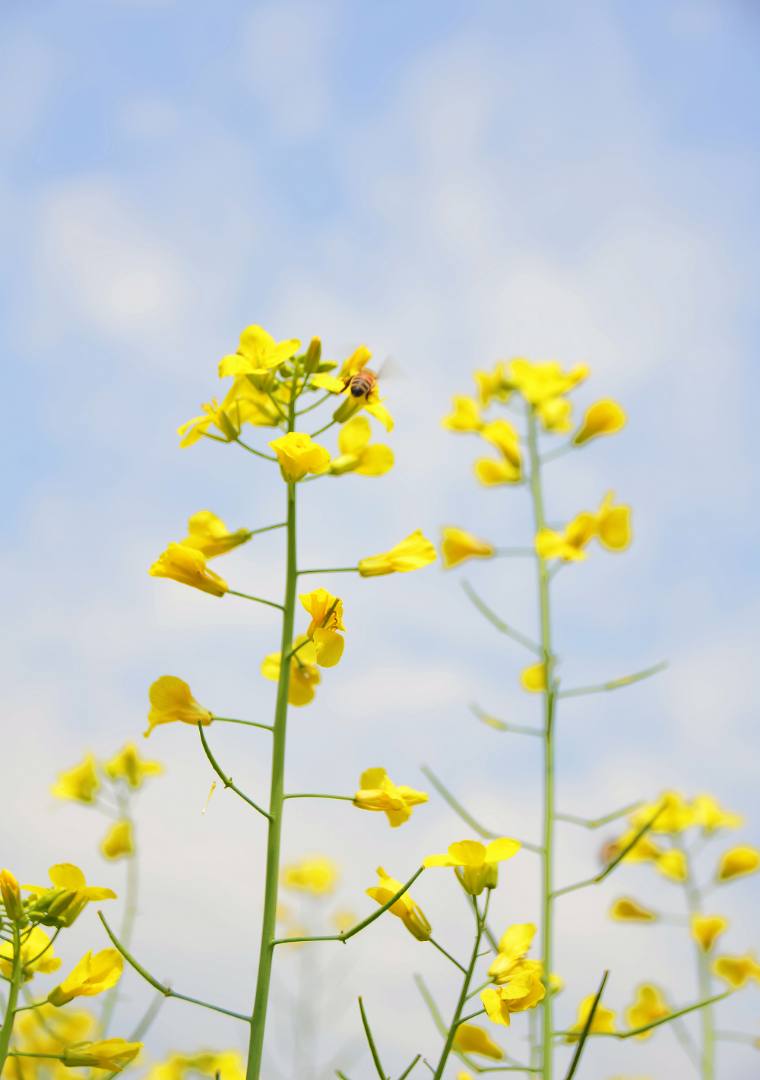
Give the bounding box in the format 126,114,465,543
566,994,616,1042
180,511,253,559
452,1023,503,1060
631,791,694,834
0,925,61,980
261,639,321,706
717,846,760,882
299,588,346,667
281,856,338,896
692,794,743,834
610,897,658,922
144,1051,245,1080
441,527,494,569
480,420,521,468
457,1073,474,1080
655,850,688,882
269,432,331,482
104,744,163,788
48,949,123,1006
508,359,589,407
488,924,537,984
0,869,25,923
573,400,627,446
14,1002,95,1056
691,915,728,952
52,754,100,804
521,662,547,693
24,865,116,929
424,838,521,895
605,829,661,865
62,1038,142,1071
481,968,545,1026
366,867,431,941
218,325,300,378
145,676,213,737
353,768,428,827
536,395,574,433
442,395,483,432
535,513,596,562
331,909,357,934
713,952,760,988
596,492,632,551
100,821,134,860
328,416,394,477
149,543,228,597
474,457,522,486
358,530,437,576
625,984,669,1038
474,362,510,406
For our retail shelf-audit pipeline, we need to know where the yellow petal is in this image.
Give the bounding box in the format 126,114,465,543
573,399,627,446
441,527,494,569
520,662,547,693
609,897,657,922
691,915,728,952
717,846,760,882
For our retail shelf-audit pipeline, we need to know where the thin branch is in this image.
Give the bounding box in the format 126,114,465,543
310,419,339,439
358,998,387,1079
227,589,284,612
428,937,467,975
558,661,667,699
211,716,274,732
247,522,288,538
197,724,271,821
555,991,733,1041
397,1055,422,1079
563,971,609,1080
461,581,543,656
283,793,354,803
470,702,542,737
555,800,643,830
234,437,277,462
297,567,359,576
296,390,335,417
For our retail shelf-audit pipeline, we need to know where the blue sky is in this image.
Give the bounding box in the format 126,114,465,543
3,2,760,1077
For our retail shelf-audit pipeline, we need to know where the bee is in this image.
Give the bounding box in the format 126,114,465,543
342,367,379,400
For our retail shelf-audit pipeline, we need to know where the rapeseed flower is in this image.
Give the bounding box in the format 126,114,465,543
48,949,123,1006
424,838,520,895
269,432,331,481
62,1038,142,1071
573,400,626,446
261,639,321,705
442,395,482,433
100,821,134,860
218,325,300,378
52,754,100,804
488,923,537,984
149,544,228,597
691,915,728,952
0,925,61,980
441,527,494,569
24,864,116,929
145,676,213,737
609,897,657,922
0,868,25,923
692,794,743,834
104,744,162,788
358,530,436,576
717,846,760,882
452,1024,503,1060
328,416,393,476
366,867,431,940
625,984,669,1038
566,995,616,1042
281,856,338,895
521,662,547,693
299,588,345,667
180,511,253,558
353,768,428,827
713,952,760,988
481,968,545,1026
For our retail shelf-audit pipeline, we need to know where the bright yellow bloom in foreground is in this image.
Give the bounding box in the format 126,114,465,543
521,662,547,693
145,676,213,737
48,949,123,1006
24,864,116,929
609,897,658,922
452,1023,503,1060
104,743,163,788
441,527,495,569
0,868,25,922
52,754,100,804
366,866,431,940
566,994,616,1042
269,432,331,481
691,915,728,952
424,838,521,895
353,768,428,827
299,588,346,667
358,530,437,576
573,400,627,446
180,511,253,558
482,967,545,1026
62,1038,142,1071
625,984,669,1038
717,846,760,882
442,395,483,432
692,794,743,833
261,638,321,705
218,324,300,377
329,416,394,476
101,820,134,860
0,925,61,980
149,543,228,597
488,923,537,983
713,952,760,988
281,856,338,896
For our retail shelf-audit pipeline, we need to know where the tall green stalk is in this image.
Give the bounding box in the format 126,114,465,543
526,408,556,1080
683,876,715,1080
432,893,488,1080
0,926,22,1074
246,383,299,1080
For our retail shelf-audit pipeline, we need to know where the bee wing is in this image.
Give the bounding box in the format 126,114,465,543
375,354,405,383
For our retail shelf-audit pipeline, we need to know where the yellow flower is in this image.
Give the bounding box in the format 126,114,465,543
281,856,339,895
488,923,537,984
218,325,300,377
100,821,134,860
536,396,573,433
480,420,521,468
605,829,662,865
104,744,163,788
145,676,213,737
474,457,522,486
655,850,688,882
261,639,321,706
424,838,521,895
596,492,632,551
692,794,743,834
457,1074,474,1080
474,363,510,406
177,399,237,448
441,527,495,569
144,1051,245,1080
328,416,394,476
481,966,546,1026
358,530,437,576
331,909,357,934
221,375,283,428
535,512,596,562
573,400,627,446
566,994,616,1042
180,511,253,558
269,432,331,482
48,949,123,1006
0,869,25,923
713,952,760,988
62,1038,142,1071
609,897,658,922
0,925,62,980
299,588,346,667
508,359,589,406
14,1002,95,1055
625,984,669,1039
452,1023,503,1060
311,347,394,431
52,754,100,804
353,768,428,827
366,866,431,941
442,395,483,432
631,791,695,834
691,915,728,953
520,662,547,693
717,846,760,882
23,865,116,929
149,543,228,597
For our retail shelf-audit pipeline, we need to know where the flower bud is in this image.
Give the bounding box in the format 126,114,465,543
304,337,322,373
0,869,26,925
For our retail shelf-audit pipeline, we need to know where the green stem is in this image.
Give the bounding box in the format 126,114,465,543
99,800,138,1036
358,997,387,1079
684,874,716,1080
432,892,489,1080
211,717,274,733
296,567,359,576
282,793,354,802
0,925,22,1074
310,419,338,439
527,407,555,1080
428,937,468,974
235,437,277,462
558,661,667,699
227,590,284,611
248,522,288,538
198,724,272,820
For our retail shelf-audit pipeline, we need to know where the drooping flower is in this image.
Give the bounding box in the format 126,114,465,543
366,866,431,941
328,416,394,476
48,949,123,1006
261,638,321,705
424,838,521,895
62,1038,142,1071
625,984,670,1039
442,395,483,433
149,544,228,597
441,527,495,569
452,1023,503,1060
23,864,116,929
565,994,616,1042
281,856,339,896
609,897,658,922
100,821,134,860
691,794,743,834
269,432,331,482
180,511,253,558
0,925,62,980
520,662,547,693
691,915,728,953
145,676,213,737
104,744,163,788
353,768,428,827
535,512,596,562
218,325,300,378
573,400,627,446
713,952,760,988
299,588,346,667
488,924,537,984
717,846,760,883
358,530,437,576
481,967,545,1026
52,754,100,804
474,457,522,486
